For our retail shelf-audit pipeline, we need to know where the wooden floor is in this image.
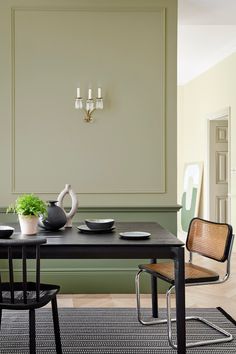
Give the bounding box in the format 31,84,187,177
56,248,236,319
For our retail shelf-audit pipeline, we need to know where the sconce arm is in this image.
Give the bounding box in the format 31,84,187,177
83,108,96,122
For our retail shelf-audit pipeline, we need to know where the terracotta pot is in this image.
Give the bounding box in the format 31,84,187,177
18,215,39,235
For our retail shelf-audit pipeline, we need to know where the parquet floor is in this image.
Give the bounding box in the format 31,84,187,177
56,248,236,319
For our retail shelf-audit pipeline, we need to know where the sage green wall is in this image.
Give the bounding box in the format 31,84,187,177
178,52,236,245
0,0,178,292
0,0,177,208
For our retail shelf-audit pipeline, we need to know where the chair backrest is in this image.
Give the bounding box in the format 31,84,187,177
0,237,46,304
186,217,233,262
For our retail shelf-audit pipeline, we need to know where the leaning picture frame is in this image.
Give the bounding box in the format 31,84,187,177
181,162,203,232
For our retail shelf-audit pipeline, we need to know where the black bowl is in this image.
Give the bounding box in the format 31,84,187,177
0,226,15,238
85,219,115,230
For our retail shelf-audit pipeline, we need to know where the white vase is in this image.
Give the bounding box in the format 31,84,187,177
57,184,78,227
19,215,39,235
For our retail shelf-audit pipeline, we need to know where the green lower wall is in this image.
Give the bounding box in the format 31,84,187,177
0,206,181,293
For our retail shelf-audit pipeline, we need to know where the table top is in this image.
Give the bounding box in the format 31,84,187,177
0,222,184,259
6,222,184,247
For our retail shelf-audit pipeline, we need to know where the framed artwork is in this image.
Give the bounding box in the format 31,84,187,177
181,162,203,232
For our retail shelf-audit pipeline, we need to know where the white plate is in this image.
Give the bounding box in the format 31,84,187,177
119,231,151,239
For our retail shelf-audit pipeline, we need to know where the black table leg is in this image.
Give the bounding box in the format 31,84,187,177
174,247,186,354
150,258,158,318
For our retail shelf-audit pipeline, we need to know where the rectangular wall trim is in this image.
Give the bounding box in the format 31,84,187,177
11,5,166,195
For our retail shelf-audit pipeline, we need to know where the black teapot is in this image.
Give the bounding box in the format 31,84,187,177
39,201,67,231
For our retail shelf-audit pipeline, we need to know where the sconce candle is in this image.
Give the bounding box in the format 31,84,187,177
88,88,92,99
76,87,81,98
97,87,102,98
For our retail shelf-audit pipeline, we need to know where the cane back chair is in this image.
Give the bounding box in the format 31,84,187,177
135,217,234,349
0,237,62,354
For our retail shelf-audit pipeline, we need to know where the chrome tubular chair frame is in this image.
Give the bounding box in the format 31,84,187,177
135,224,234,350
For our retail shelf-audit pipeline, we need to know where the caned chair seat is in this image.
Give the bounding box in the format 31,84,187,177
139,262,219,284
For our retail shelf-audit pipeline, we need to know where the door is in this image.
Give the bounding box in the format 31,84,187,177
209,120,228,222
209,120,228,223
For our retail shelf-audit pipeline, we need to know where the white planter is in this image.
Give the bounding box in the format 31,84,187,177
18,215,39,235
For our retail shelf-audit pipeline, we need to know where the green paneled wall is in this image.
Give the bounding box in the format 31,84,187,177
0,0,178,293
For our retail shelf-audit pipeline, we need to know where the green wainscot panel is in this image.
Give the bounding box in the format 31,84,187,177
0,206,181,293
0,260,166,294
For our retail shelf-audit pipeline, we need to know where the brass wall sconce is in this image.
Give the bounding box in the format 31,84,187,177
75,87,103,122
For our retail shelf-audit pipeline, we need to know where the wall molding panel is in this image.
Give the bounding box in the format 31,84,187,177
0,0,177,208
11,5,166,195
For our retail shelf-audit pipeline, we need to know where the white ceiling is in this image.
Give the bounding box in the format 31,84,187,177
178,0,236,85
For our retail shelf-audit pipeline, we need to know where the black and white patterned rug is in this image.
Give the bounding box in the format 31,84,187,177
0,307,235,353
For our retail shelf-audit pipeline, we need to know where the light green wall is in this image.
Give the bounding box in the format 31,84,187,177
0,0,177,208
178,52,236,241
0,0,178,292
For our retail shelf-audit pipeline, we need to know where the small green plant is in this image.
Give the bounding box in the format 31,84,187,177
7,194,47,217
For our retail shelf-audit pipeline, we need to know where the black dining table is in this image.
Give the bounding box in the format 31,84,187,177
0,221,186,353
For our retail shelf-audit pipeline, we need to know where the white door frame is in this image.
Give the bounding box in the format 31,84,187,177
206,106,231,223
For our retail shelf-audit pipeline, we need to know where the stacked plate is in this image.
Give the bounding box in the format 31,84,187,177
77,219,115,234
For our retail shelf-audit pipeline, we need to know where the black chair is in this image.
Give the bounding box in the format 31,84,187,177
0,237,62,353
135,218,234,349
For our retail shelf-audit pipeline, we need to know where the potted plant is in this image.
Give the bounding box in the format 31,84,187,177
7,194,47,235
